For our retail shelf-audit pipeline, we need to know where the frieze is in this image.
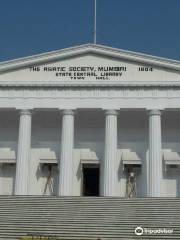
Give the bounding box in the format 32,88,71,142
0,86,180,99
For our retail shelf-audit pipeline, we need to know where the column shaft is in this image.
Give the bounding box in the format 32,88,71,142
148,109,162,197
58,110,74,196
102,110,118,196
0,165,2,194
15,110,32,195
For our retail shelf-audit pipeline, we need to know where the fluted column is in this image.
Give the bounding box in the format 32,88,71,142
102,109,118,196
0,164,2,194
15,109,32,195
148,109,162,197
58,109,74,196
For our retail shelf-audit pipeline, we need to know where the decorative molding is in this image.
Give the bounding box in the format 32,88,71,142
1,80,180,87
0,87,180,99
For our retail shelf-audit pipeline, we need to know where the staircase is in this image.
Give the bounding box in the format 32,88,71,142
0,196,179,239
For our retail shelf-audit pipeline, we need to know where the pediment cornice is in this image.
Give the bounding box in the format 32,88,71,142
0,44,180,73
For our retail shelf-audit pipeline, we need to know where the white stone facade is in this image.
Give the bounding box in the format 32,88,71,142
0,44,180,197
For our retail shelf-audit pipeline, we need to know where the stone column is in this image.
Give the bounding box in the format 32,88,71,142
58,109,74,196
102,109,118,196
148,109,162,197
0,164,2,195
14,109,32,195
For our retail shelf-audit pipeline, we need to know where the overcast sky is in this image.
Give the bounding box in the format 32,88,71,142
0,0,180,61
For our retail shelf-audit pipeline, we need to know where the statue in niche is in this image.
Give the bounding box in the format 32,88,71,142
43,165,54,195
126,171,137,198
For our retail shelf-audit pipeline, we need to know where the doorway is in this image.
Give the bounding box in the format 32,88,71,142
82,164,100,196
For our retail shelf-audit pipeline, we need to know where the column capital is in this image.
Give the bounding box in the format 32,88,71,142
147,109,162,116
61,109,75,115
17,109,33,116
105,109,119,116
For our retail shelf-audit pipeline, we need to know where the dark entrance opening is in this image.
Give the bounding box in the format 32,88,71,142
82,164,100,196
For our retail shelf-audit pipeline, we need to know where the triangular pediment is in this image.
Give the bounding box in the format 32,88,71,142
0,44,180,85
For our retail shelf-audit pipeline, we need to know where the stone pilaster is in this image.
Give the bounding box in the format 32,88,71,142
148,109,162,197
58,109,74,196
102,109,118,196
14,109,32,195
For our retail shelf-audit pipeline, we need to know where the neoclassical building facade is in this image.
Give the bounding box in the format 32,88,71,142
0,44,180,197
